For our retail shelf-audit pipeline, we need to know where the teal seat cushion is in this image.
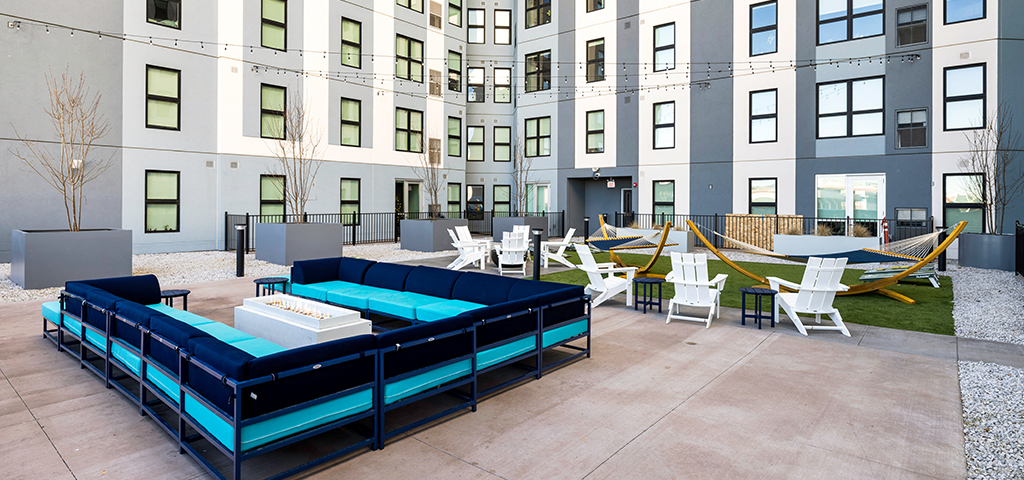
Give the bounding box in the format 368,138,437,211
414,299,486,322
194,322,256,345
543,319,589,348
61,315,82,337
112,343,142,376
184,388,374,453
42,301,61,325
367,291,446,320
384,359,473,405
230,338,287,357
325,284,389,311
62,313,107,352
146,366,180,403
147,303,214,327
478,335,537,370
289,281,356,301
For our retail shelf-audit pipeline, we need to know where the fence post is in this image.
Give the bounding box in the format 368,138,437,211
245,213,251,252
937,226,947,272
714,213,719,249
776,214,780,234
350,214,357,246
561,210,565,237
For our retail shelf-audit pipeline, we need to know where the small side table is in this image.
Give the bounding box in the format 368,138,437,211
633,277,665,314
160,289,191,311
739,287,777,329
254,277,289,297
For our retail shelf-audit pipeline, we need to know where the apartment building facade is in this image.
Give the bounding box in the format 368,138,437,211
1,0,1020,262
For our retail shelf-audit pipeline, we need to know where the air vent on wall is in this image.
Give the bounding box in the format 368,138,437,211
493,119,498,123
230,161,239,169
959,52,971,60
480,118,486,123
624,96,632,104
206,161,215,168
639,96,645,101
493,177,498,182
624,21,631,29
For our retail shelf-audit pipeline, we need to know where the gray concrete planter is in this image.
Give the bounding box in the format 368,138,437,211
11,229,133,289
616,227,695,253
772,234,878,256
400,218,469,252
958,233,1015,272
255,223,345,266
492,217,550,243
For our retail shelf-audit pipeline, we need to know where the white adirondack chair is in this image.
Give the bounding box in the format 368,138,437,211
494,231,529,275
767,257,851,337
446,229,487,271
664,252,728,328
540,228,577,268
574,243,635,307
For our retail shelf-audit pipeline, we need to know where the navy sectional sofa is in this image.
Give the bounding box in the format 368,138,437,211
41,260,590,480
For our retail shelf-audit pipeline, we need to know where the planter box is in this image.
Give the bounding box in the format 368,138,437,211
11,229,132,289
616,227,695,253
492,216,550,243
958,233,1015,271
772,234,878,256
255,223,345,266
400,218,469,252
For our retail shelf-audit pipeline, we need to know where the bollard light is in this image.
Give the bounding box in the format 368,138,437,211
583,217,591,244
235,224,247,277
532,229,543,280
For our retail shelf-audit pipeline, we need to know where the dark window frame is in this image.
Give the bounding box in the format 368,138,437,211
653,22,675,72
494,9,512,44
146,65,181,131
147,0,181,29
494,68,512,103
653,101,675,150
815,75,885,139
448,182,462,213
467,125,485,162
525,116,551,158
816,0,884,46
749,177,778,215
397,0,423,14
896,107,928,149
943,172,985,233
586,38,605,83
467,67,485,103
943,63,986,132
494,126,511,162
586,110,604,154
448,50,462,92
587,0,604,13
448,116,461,157
340,178,361,225
525,0,551,29
652,180,675,219
525,50,551,93
468,8,485,44
341,17,362,69
144,169,180,233
260,174,286,219
896,4,927,47
467,184,485,220
750,88,778,144
260,83,287,139
340,97,361,147
944,0,985,25
396,107,424,153
493,185,511,213
750,0,777,57
261,0,287,51
396,35,424,83
449,0,462,26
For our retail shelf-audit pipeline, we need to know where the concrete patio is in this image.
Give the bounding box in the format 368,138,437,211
0,271,997,479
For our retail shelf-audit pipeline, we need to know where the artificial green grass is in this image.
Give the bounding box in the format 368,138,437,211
540,251,955,336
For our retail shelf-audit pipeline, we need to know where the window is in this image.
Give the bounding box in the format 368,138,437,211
749,178,777,214
342,18,362,68
146,66,180,130
586,39,605,83
525,50,551,92
587,0,604,12
494,127,511,162
467,185,484,219
817,0,883,45
340,178,360,225
750,89,777,143
341,98,361,147
467,126,484,161
262,0,287,51
468,9,485,43
260,84,286,139
396,107,424,152
896,109,927,148
653,23,675,72
148,0,180,29
260,174,286,219
494,68,512,103
525,117,551,157
398,0,423,13
449,0,461,26
653,180,674,219
527,184,550,213
396,35,424,83
448,117,461,156
586,110,604,154
750,1,777,56
653,102,675,149
145,170,179,233
494,185,511,213
944,64,985,131
448,51,462,91
944,173,984,233
817,77,883,138
945,0,984,24
896,5,927,46
526,0,551,28
447,183,462,215
466,68,484,102
494,10,511,44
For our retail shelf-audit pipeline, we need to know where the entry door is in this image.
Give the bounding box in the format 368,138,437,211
621,188,634,226
395,181,423,218
849,175,884,221
816,174,885,235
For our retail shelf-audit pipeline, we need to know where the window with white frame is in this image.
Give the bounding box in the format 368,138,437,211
944,64,985,131
750,89,777,143
653,23,675,72
653,102,674,149
817,76,883,138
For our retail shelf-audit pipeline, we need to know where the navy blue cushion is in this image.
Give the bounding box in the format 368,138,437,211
147,314,212,375
187,337,256,414
542,298,588,329
81,289,123,332
451,272,519,305
110,300,160,349
338,257,376,284
244,334,377,418
507,279,578,302
377,315,475,379
363,263,415,291
291,257,341,285
405,266,464,299
75,275,162,306
64,283,107,332
464,298,537,347
509,280,586,328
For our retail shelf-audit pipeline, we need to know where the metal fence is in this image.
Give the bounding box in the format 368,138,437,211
224,210,565,251
1016,221,1024,277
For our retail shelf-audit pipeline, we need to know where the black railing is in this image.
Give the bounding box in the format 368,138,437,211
224,210,566,251
1016,221,1024,277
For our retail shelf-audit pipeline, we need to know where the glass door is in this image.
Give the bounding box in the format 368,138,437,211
407,183,421,218
816,174,885,235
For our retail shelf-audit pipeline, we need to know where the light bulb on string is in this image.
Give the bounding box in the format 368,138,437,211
71,29,74,36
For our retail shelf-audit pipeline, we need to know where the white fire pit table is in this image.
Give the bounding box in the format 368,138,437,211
234,294,372,349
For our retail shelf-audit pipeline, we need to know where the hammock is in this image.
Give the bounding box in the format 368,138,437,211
710,228,943,264
586,217,677,251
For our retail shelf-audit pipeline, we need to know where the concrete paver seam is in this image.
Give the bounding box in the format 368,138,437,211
410,436,510,479
0,361,78,480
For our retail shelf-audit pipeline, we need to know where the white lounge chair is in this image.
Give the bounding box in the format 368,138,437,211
494,231,528,276
446,228,487,271
767,257,851,337
540,228,577,269
575,243,635,307
664,252,728,328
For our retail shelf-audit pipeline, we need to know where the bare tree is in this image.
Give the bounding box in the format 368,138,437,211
957,102,1024,234
408,134,449,219
9,68,113,232
511,138,535,215
265,89,325,223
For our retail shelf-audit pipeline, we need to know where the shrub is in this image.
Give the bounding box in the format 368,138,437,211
815,224,834,236
851,224,873,237
783,225,803,235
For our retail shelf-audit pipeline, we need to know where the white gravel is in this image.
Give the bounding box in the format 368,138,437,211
959,361,1024,480
946,261,1024,346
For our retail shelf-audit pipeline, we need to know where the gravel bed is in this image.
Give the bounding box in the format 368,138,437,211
959,361,1024,479
946,261,1024,346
